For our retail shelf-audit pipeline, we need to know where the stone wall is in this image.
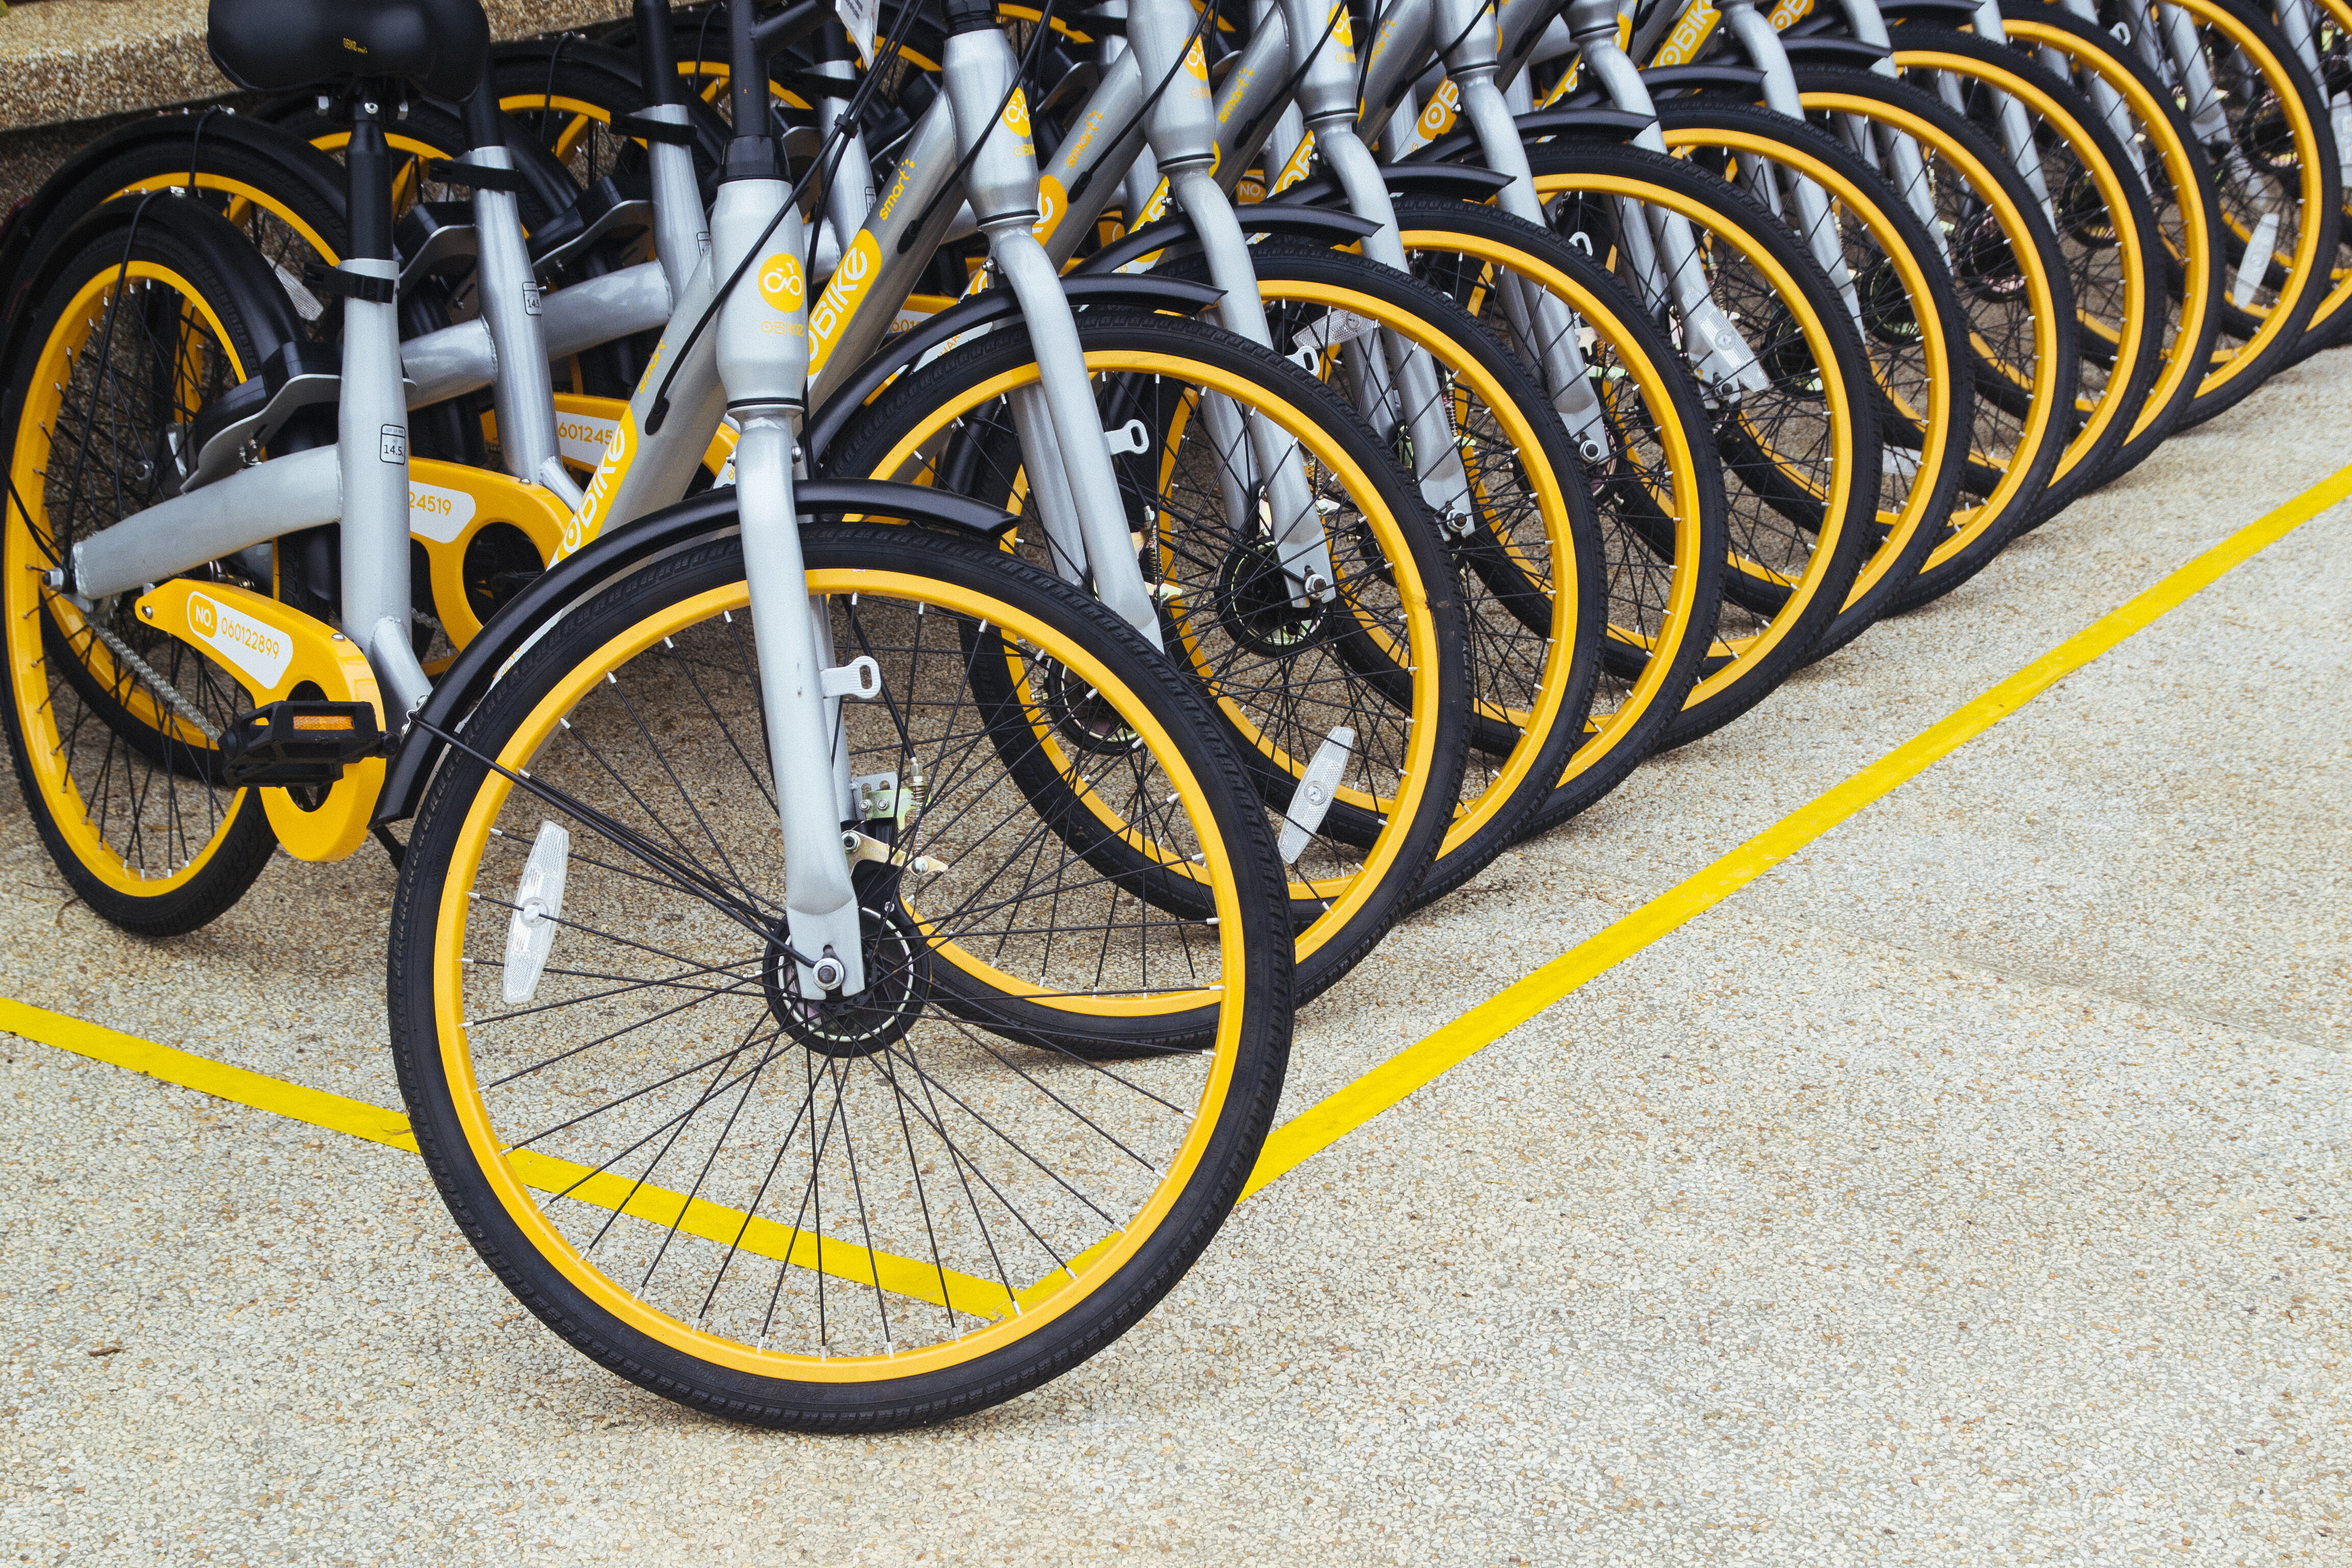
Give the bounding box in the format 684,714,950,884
0,0,634,211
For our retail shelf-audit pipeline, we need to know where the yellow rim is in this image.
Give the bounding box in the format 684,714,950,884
1393,225,1709,777
1994,20,2217,445
862,348,1445,964
109,175,340,265
1659,124,1956,617
1792,89,2064,570
1249,278,1580,862
4,263,254,898
430,571,1250,1380
1523,170,1857,704
1887,50,2150,487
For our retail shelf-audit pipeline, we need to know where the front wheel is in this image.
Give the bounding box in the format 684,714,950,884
388,522,1294,1431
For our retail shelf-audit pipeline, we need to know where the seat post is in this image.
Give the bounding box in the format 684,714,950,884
336,84,433,720
344,89,396,263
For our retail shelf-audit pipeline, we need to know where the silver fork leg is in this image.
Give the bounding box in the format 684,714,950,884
734,417,866,996
991,231,1168,648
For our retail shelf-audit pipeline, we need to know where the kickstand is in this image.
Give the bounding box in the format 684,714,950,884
371,824,406,870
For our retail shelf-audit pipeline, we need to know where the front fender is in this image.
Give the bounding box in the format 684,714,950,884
375,479,1014,823
801,274,1223,463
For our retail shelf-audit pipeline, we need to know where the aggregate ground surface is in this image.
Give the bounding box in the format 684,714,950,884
2,349,2346,1566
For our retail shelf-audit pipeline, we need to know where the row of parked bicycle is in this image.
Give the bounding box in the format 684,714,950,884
0,0,2335,1429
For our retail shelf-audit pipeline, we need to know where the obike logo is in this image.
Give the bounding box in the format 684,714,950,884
186,592,293,690
1035,175,1067,242
1272,131,1319,192
1765,0,1814,29
1417,78,1461,141
809,230,880,375
1183,38,1212,98
758,251,805,314
1650,2,1720,67
1328,2,1354,52
1135,177,1173,227
565,412,635,557
1002,88,1032,150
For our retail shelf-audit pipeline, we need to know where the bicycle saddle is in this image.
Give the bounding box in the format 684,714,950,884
208,0,490,101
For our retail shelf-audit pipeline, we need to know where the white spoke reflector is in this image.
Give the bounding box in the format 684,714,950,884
1278,726,1355,866
502,821,571,1004
2232,209,2282,308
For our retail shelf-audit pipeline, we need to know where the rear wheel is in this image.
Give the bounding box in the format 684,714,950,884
388,523,1293,1431
0,199,296,934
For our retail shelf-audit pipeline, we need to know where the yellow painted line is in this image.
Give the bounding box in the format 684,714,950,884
0,996,1002,1316
0,997,421,1151
1241,463,2352,1196
5,460,2346,1285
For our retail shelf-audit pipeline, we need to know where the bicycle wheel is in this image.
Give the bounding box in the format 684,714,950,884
1882,27,2169,522
1990,6,2230,481
1523,138,1884,746
1778,65,2082,605
1377,199,1728,830
388,520,1292,1430
0,113,349,340
824,310,1472,1004
1164,243,1607,906
1655,100,1973,658
2084,0,2336,418
2284,0,2352,357
0,198,296,935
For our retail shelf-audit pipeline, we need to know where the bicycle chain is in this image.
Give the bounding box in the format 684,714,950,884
84,617,224,746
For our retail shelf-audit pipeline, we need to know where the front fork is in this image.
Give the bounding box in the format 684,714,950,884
1564,10,1773,400
713,176,869,997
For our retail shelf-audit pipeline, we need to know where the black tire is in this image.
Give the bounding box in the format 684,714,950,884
387,522,1293,1431
1882,26,2169,525
1374,198,1730,831
1991,4,2231,483
1521,135,1884,746
1654,97,1974,659
1770,62,2083,608
1159,241,1608,906
0,198,299,935
823,308,1473,1004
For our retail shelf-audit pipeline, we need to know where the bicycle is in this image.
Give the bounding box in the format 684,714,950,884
4,0,1299,1429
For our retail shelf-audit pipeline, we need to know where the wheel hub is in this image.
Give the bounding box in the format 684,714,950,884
763,902,929,1059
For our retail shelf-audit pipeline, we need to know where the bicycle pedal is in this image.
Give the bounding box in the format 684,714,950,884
219,701,386,787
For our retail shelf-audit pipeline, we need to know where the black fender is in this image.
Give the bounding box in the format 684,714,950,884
1769,35,1895,66
801,274,1224,462
1268,160,1515,207
1405,106,1652,165
0,113,345,351
374,479,1014,824
1071,206,1382,276
1559,64,1772,105
1855,0,1983,26
2,194,308,482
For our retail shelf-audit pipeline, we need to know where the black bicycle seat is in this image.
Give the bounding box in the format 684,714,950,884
208,0,490,100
